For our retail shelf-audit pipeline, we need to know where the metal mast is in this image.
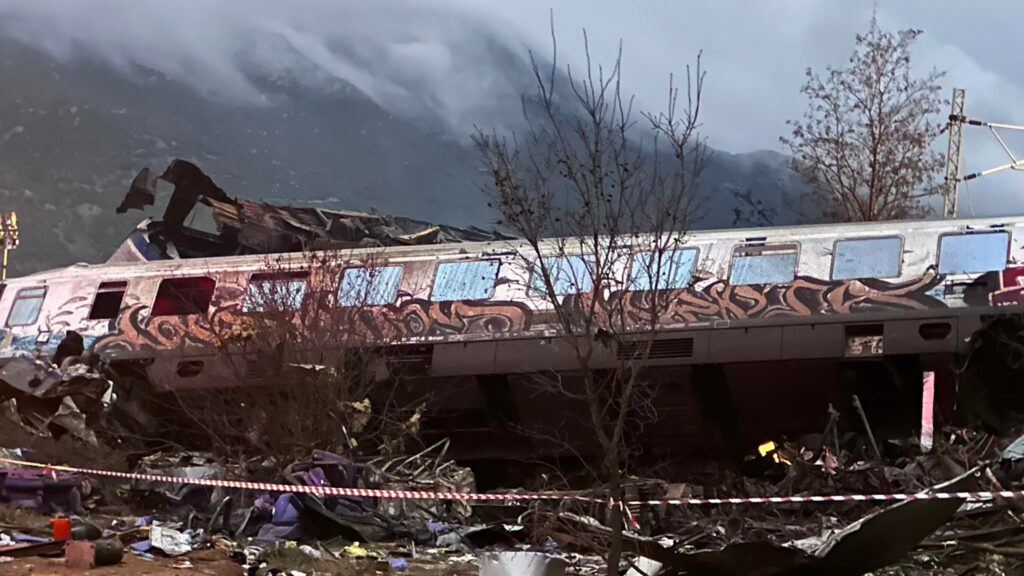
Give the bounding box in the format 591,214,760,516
0,211,18,282
943,88,965,218
944,87,1024,218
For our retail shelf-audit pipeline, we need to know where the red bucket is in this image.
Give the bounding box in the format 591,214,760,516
50,517,72,541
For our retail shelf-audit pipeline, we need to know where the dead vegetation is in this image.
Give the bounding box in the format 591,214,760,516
474,22,708,574
102,250,433,469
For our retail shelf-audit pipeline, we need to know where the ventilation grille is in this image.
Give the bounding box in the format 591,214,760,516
618,338,694,361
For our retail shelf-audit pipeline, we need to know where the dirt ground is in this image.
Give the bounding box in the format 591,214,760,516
2,550,242,576
1,548,478,576
0,503,479,576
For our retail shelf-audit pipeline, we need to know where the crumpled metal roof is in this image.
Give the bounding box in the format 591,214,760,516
111,159,513,262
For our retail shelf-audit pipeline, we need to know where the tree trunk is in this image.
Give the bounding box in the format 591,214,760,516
606,463,624,576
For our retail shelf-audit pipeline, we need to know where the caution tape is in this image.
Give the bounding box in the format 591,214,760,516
0,456,1017,506
0,457,566,502
625,492,1018,506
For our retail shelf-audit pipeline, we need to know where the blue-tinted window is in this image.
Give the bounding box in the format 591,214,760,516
243,272,309,312
939,232,1009,274
432,260,499,301
338,266,403,307
532,256,593,296
729,247,798,285
630,249,698,291
6,286,46,327
832,237,903,280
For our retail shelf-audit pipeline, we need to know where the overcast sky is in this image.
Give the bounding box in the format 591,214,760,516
2,0,1022,216
469,0,1024,217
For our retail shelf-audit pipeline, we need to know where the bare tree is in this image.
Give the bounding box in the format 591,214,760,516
474,28,707,574
781,18,946,222
154,250,429,466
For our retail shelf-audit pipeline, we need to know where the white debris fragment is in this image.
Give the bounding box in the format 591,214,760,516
149,523,194,556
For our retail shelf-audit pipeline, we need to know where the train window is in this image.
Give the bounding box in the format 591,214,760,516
532,255,593,296
337,265,403,307
832,237,903,280
89,281,128,320
630,248,698,291
6,286,46,327
938,231,1010,274
151,277,216,317
729,244,798,285
243,271,309,312
432,260,499,301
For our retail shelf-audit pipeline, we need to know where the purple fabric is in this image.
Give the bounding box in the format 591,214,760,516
271,494,301,526
1,467,86,513
129,540,153,553
303,467,327,488
252,522,305,546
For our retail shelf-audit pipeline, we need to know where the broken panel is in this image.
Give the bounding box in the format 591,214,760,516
88,281,128,320
432,260,499,301
242,272,309,312
151,277,216,317
337,265,403,307
938,231,1009,274
832,237,903,280
6,286,46,327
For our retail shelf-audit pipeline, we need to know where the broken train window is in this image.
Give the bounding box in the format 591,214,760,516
337,265,403,307
432,260,499,301
6,286,46,327
729,243,799,286
151,276,216,317
89,281,128,320
243,271,310,313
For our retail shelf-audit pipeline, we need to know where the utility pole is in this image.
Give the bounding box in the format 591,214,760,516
0,211,18,282
943,88,965,218
944,87,1024,218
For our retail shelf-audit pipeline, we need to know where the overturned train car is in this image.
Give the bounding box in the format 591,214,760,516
2,195,1024,459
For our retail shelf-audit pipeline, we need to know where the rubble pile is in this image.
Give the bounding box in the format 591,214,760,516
2,425,1024,574
1,338,1023,574
0,332,115,448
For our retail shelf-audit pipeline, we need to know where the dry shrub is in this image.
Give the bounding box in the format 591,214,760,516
158,250,431,465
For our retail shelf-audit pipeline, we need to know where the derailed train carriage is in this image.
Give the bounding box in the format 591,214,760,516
2,161,1023,461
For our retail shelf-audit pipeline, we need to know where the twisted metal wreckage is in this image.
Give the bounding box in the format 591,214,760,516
5,161,1024,574
2,159,1024,457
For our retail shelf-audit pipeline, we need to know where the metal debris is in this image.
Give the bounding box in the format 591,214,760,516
111,159,516,262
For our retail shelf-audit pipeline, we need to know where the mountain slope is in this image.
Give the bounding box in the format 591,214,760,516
0,40,804,276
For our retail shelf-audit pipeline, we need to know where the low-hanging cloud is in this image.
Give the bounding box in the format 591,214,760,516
0,0,538,136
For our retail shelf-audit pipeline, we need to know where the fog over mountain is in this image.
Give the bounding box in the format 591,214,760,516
0,1,811,275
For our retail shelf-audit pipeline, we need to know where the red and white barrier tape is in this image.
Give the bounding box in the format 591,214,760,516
624,491,1019,506
0,456,1014,506
0,457,568,502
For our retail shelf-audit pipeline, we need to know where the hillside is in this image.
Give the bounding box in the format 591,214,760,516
0,40,805,276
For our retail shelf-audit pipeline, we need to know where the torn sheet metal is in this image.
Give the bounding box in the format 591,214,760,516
480,551,567,576
113,159,515,262
555,465,982,576
148,522,196,556
130,453,224,506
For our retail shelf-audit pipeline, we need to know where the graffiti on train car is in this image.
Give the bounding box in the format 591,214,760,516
91,292,536,355
11,263,1023,360
563,266,945,327
991,265,1024,306
356,298,533,340
0,293,102,354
